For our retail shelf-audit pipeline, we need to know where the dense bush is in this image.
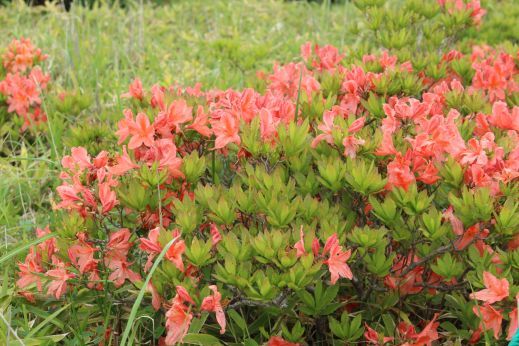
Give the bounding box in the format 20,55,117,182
4,0,519,345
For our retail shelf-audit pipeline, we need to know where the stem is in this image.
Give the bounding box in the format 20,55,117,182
211,149,216,182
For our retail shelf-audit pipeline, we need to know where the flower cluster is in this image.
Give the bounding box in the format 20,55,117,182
14,3,519,344
438,0,486,26
0,37,50,131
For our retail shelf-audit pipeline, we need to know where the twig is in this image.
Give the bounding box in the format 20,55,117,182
413,281,467,292
227,291,288,310
397,236,477,278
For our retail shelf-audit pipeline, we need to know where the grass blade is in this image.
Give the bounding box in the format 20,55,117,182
26,303,70,338
120,235,180,346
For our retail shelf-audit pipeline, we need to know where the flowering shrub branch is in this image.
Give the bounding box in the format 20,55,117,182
0,37,50,131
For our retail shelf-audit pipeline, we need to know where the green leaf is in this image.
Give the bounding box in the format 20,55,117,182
188,312,209,334
297,289,315,308
228,309,247,331
9,334,68,346
243,339,260,346
182,333,224,345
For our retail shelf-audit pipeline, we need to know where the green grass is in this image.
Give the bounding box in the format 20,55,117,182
1,0,353,95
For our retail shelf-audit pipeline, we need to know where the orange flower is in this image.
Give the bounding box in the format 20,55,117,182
375,130,397,156
164,301,192,345
267,336,300,346
489,101,519,132
470,271,509,304
187,105,212,137
110,146,138,176
17,248,43,292
212,112,240,150
155,139,184,179
454,224,488,250
343,135,365,158
393,98,431,121
165,237,186,272
294,226,306,258
2,37,47,73
311,107,337,148
259,108,279,143
115,109,136,144
386,152,415,190
68,239,98,274
45,263,75,299
410,313,440,346
98,182,118,214
364,323,394,345
324,235,353,284
210,223,222,246
139,227,162,255
106,229,133,262
108,260,141,287
147,281,162,311
201,285,226,334
175,285,195,305
155,99,193,137
473,303,503,339
128,112,155,149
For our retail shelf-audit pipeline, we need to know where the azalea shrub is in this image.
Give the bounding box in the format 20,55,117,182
0,37,50,133
12,0,519,345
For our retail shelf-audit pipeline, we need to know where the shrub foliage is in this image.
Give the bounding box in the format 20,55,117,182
3,0,519,345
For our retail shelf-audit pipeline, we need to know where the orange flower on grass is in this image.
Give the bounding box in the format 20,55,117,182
99,182,118,214
187,105,212,137
311,108,337,148
17,249,43,292
165,237,186,272
164,286,194,345
122,78,144,101
165,302,192,345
